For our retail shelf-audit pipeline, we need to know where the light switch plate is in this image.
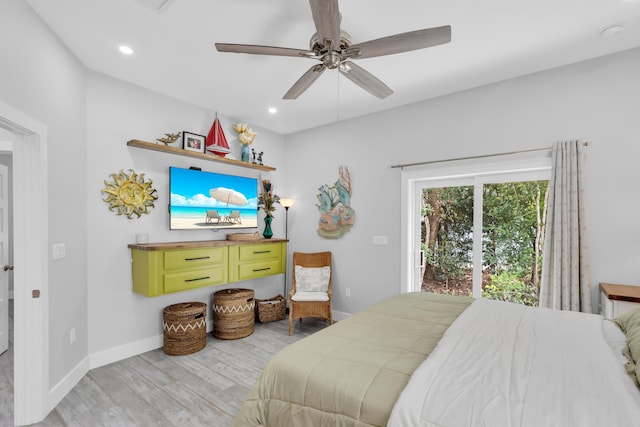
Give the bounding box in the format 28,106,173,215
52,243,66,260
372,236,388,246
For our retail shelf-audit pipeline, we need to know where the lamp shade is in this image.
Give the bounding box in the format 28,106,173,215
279,198,295,209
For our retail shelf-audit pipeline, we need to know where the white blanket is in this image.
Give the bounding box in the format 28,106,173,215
388,298,640,427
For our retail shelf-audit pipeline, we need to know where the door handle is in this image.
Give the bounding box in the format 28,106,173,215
3,264,13,271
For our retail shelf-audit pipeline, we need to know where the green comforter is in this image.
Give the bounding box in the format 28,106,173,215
232,292,472,427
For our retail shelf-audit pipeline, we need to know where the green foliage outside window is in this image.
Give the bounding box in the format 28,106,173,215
422,180,547,306
482,272,538,306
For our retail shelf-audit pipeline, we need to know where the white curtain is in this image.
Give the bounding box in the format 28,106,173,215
539,141,591,312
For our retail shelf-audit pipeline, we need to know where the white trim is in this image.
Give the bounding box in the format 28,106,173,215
0,100,49,425
401,150,551,295
0,140,13,151
47,356,89,412
89,334,163,370
332,310,350,322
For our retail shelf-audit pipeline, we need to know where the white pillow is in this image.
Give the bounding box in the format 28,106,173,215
295,265,330,293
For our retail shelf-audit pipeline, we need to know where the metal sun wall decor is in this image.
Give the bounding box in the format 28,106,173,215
102,169,158,219
316,166,355,239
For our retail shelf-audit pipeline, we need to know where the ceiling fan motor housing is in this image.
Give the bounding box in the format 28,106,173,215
310,30,353,68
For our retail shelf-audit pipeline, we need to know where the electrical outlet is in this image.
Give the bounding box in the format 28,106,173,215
345,288,351,298
69,328,76,344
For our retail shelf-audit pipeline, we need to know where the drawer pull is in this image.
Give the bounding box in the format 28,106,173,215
253,250,271,254
185,276,210,282
253,267,271,272
184,256,211,261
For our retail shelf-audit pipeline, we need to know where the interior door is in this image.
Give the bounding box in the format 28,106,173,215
0,164,8,355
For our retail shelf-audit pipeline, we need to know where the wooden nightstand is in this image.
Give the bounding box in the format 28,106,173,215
599,283,640,319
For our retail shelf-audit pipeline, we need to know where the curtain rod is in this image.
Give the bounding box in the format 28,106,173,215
390,142,590,170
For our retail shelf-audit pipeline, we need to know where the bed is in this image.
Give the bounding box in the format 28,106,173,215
232,292,640,426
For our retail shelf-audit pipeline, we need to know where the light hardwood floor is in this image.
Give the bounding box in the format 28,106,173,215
0,301,328,427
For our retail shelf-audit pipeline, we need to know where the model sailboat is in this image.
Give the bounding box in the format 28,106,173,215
205,115,231,157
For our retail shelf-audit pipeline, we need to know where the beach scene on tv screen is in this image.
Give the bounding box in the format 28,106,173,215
170,167,258,230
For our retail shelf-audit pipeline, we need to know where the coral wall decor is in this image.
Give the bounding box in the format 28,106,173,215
316,166,355,239
102,169,158,219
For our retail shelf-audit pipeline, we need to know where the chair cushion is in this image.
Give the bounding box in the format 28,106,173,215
291,291,329,302
294,266,330,292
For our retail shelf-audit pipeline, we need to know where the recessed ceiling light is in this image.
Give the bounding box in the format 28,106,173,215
118,45,134,55
600,24,623,38
268,107,278,114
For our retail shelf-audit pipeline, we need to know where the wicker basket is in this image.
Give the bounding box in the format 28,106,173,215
255,295,286,323
227,231,261,241
163,302,207,356
212,288,255,339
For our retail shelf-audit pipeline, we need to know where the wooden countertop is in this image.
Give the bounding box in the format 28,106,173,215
600,282,640,303
128,238,288,251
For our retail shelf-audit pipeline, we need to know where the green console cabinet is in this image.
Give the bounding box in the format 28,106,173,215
228,241,287,283
128,239,287,297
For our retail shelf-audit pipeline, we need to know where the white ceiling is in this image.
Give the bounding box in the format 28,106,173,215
26,0,640,135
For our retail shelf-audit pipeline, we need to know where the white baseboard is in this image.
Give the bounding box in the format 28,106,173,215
89,334,163,369
46,355,89,416
89,323,215,369
332,310,350,322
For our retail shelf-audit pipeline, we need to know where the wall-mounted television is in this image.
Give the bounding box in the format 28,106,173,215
169,166,258,230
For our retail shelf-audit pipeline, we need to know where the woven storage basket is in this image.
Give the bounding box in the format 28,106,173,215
212,288,255,339
163,302,207,356
255,295,286,323
227,231,261,241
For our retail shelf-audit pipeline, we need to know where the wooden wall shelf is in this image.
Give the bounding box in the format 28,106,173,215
127,139,276,172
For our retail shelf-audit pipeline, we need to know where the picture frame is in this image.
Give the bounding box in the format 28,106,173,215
182,131,206,153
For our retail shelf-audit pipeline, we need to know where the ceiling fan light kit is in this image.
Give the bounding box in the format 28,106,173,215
215,0,451,100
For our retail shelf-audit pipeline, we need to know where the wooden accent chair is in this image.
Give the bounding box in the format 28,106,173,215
289,251,333,335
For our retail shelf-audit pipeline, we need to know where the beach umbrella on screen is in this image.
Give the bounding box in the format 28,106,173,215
209,187,248,207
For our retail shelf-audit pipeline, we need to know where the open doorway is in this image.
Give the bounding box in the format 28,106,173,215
0,153,13,424
0,101,49,426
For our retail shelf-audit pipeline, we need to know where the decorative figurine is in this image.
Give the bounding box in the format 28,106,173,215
156,132,181,146
257,151,264,165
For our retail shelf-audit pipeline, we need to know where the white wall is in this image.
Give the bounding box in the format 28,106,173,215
284,47,640,314
86,72,288,362
3,0,639,410
0,0,88,388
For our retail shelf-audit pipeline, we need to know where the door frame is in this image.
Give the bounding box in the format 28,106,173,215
0,163,8,355
0,100,49,425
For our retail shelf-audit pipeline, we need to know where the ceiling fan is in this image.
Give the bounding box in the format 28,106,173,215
215,0,451,100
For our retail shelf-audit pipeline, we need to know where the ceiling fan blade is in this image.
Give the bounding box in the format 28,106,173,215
215,43,313,58
283,64,326,99
351,26,451,59
309,0,341,49
339,61,393,99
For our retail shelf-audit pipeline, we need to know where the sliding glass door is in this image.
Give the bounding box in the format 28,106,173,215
402,156,550,306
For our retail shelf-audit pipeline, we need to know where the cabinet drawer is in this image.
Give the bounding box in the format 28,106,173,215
164,247,226,270
236,259,283,281
164,266,227,294
238,243,282,262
